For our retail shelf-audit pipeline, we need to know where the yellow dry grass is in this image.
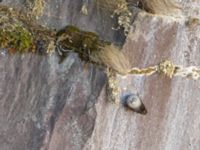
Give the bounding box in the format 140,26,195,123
31,0,45,17
91,45,131,75
140,0,181,15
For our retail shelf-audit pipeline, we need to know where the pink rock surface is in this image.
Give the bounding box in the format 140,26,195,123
85,11,200,150
0,0,200,150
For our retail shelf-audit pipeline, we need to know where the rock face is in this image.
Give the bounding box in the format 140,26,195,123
0,53,106,150
0,0,200,150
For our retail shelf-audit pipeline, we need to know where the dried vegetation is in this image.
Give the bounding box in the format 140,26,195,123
139,0,181,15
25,0,45,17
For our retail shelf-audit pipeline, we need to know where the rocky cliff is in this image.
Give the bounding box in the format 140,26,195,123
0,0,200,150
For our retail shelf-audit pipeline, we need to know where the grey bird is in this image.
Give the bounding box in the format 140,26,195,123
121,93,147,115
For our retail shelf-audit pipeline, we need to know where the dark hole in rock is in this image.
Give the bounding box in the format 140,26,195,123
36,40,47,55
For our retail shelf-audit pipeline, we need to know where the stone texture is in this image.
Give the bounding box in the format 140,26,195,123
0,0,200,150
0,53,106,150
85,11,200,150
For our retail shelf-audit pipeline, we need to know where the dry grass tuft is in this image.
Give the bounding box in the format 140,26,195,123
140,0,181,15
26,0,45,17
91,45,131,75
32,0,45,17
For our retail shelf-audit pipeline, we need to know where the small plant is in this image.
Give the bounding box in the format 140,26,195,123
0,5,56,54
0,23,33,53
25,0,45,17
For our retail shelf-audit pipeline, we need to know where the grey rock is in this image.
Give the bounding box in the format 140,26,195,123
0,0,200,150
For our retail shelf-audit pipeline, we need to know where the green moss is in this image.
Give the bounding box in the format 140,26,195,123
0,23,33,53
0,5,56,54
56,25,112,63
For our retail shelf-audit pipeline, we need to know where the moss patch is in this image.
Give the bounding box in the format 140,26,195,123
56,25,111,63
0,5,56,54
0,24,33,53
